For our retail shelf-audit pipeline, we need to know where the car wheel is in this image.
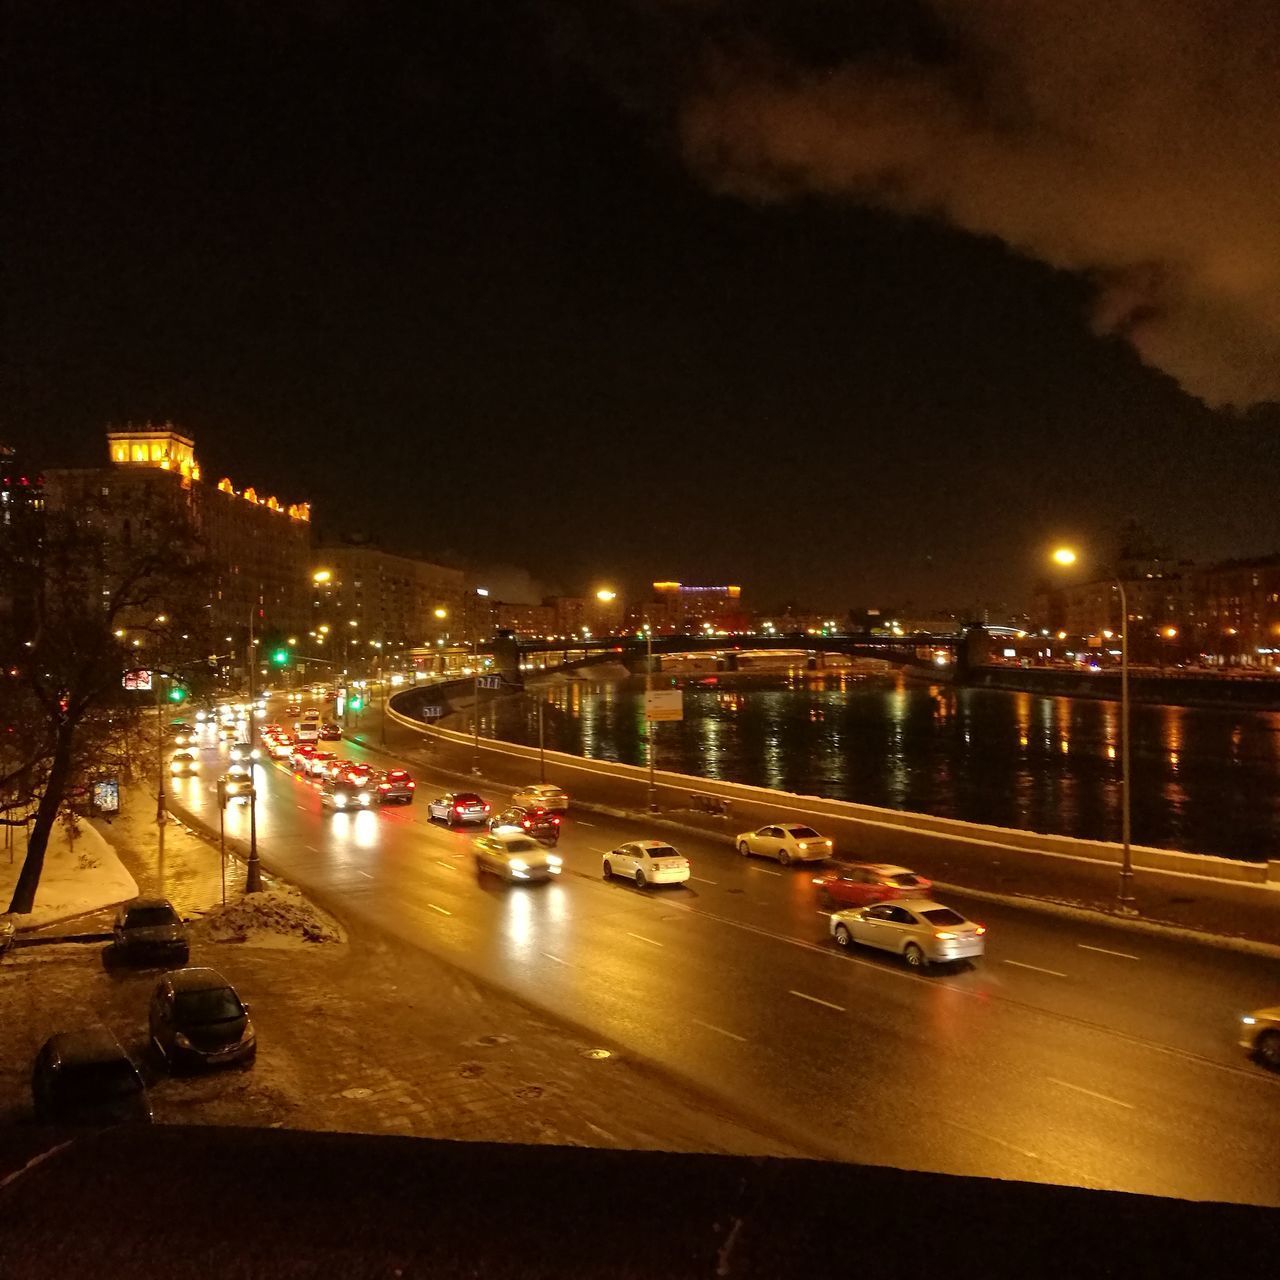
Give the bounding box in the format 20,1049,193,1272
635,868,647,889
1258,1030,1280,1069
833,924,852,949
903,943,927,969
737,841,751,857
602,860,614,880
778,848,791,866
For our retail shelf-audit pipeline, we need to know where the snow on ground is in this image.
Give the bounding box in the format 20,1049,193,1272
0,820,137,928
193,882,344,949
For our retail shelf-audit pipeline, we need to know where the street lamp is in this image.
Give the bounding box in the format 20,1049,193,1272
1052,546,1135,914
312,569,332,584
643,624,658,812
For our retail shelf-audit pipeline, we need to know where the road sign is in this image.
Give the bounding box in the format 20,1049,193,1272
478,674,504,690
122,668,153,691
421,705,445,719
91,779,120,814
645,689,684,722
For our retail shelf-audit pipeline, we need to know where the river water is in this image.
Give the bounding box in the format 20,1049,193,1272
475,670,1280,862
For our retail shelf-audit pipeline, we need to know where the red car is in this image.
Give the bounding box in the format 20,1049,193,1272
812,862,933,909
374,768,415,803
290,743,317,772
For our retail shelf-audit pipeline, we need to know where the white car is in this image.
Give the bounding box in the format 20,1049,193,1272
472,832,562,882
269,737,294,760
511,783,569,813
229,741,260,762
736,823,832,866
602,840,689,888
829,899,986,969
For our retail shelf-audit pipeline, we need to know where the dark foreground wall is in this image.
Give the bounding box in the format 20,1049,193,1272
0,1125,1274,1278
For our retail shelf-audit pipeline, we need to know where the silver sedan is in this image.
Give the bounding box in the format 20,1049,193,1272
829,899,986,969
736,823,833,865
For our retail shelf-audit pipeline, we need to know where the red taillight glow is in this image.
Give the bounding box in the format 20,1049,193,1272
551,815,560,824
407,781,415,788
378,783,390,791
483,804,491,813
522,820,531,829
975,924,986,935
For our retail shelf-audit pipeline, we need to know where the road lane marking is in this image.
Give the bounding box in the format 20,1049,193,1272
577,821,596,827
355,870,373,880
942,1118,1039,1163
1001,959,1067,978
689,876,718,885
541,951,569,966
436,860,455,871
1047,1077,1134,1109
427,903,452,917
692,1019,747,1043
749,866,783,876
1078,943,1140,961
789,989,845,1012
626,931,664,948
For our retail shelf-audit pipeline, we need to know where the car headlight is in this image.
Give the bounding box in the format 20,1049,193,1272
175,1032,193,1050
509,858,528,871
333,793,347,808
546,853,563,866
357,792,370,805
1242,1015,1256,1025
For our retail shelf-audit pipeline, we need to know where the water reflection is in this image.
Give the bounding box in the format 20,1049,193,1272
491,675,1280,861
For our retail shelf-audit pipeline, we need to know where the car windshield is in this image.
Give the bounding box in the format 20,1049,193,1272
175,988,244,1023
921,908,965,927
125,907,177,928
455,794,482,805
55,1059,142,1102
502,839,539,854
787,826,821,838
646,846,678,859
890,873,923,886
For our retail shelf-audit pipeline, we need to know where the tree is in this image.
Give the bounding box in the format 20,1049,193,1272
1,494,209,915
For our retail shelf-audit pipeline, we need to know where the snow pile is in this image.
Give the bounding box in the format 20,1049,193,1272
196,883,344,948
0,820,138,928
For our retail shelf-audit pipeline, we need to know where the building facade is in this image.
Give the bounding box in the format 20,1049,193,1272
644,582,747,633
43,425,313,638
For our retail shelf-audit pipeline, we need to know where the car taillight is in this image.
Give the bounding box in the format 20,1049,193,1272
811,876,825,885
521,820,531,829
378,783,390,791
934,931,956,940
483,804,490,813
407,781,415,788
551,815,560,824
454,805,463,813
974,925,986,935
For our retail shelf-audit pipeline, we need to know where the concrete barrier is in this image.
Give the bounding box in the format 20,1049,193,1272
386,694,1275,887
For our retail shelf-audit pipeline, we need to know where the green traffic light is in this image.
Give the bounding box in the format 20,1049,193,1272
348,695,363,712
167,685,187,703
271,648,289,666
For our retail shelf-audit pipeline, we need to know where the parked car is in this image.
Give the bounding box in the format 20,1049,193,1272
373,767,415,803
32,1029,152,1126
736,823,833,865
829,899,986,969
489,805,561,844
472,832,562,882
168,750,200,777
149,968,256,1070
320,776,375,811
319,720,342,741
510,782,569,813
812,862,932,908
602,840,690,888
112,897,189,965
427,792,491,824
1240,1006,1280,1069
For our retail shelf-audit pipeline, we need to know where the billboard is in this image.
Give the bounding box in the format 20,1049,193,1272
122,668,153,691
644,689,684,722
92,779,120,814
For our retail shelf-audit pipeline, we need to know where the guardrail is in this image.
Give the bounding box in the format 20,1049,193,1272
387,690,1280,887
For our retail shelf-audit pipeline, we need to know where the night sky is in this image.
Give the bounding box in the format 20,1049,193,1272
6,0,1280,609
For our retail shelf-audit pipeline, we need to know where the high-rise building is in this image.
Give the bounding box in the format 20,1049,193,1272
43,425,313,638
0,443,46,625
648,582,746,633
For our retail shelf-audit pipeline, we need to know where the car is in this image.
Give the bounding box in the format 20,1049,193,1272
290,744,317,771
1240,1006,1280,1069
229,741,260,763
112,897,189,965
602,840,690,888
325,758,372,785
270,736,295,760
510,782,569,813
306,750,337,777
489,805,560,843
168,750,200,777
285,702,301,718
829,899,986,969
472,832,562,882
219,771,254,803
427,792,491,824
149,967,256,1070
217,723,238,741
736,823,833,865
812,862,933,908
31,1029,152,1126
320,776,375,811
170,722,194,746
373,767,415,803
319,720,342,741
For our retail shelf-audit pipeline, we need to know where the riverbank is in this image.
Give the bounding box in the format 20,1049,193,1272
972,664,1280,709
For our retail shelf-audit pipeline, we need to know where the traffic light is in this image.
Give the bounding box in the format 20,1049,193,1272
271,647,289,666
348,693,364,712
167,684,187,704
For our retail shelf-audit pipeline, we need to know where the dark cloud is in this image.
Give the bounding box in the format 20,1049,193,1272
665,0,1280,407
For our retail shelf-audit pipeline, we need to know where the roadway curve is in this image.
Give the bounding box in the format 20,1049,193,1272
169,706,1280,1207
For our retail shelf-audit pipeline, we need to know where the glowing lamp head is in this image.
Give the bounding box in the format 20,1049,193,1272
595,588,616,603
1051,547,1077,567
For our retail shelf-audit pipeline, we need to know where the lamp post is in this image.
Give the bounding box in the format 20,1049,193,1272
244,607,262,893
644,624,658,812
470,589,488,775
1052,547,1135,914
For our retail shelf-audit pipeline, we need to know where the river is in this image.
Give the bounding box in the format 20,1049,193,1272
473,670,1280,863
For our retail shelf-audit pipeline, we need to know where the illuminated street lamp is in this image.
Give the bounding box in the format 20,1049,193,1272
312,569,332,584
595,588,616,603
1052,546,1135,914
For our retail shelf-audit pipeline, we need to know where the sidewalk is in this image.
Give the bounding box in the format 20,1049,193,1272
54,782,793,1157
358,711,1280,951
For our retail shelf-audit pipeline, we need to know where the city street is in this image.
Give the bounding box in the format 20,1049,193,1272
167,703,1280,1208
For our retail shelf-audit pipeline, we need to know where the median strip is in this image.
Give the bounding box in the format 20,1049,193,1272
788,989,845,1012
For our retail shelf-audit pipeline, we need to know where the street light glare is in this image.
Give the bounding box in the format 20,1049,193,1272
1052,547,1078,566
595,588,616,603
433,607,448,619
312,569,332,584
